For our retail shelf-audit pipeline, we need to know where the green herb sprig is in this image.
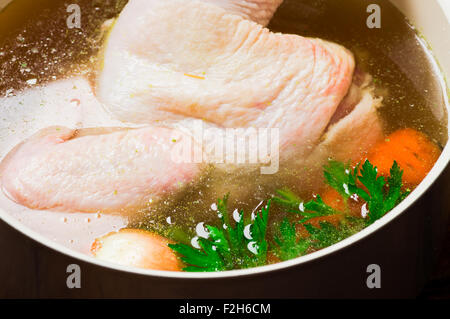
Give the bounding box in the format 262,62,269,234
169,195,270,271
322,159,410,224
169,159,410,271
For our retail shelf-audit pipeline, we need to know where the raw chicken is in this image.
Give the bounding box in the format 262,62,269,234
202,0,283,25
0,126,200,213
308,73,384,166
0,0,384,214
97,0,355,157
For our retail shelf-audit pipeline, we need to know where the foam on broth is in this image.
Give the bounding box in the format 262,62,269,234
0,0,447,255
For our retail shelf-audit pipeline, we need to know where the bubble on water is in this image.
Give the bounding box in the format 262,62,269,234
166,216,173,225
210,203,217,211
196,222,209,239
191,236,200,249
244,224,253,240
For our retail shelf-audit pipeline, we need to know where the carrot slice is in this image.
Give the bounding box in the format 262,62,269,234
322,188,346,212
295,128,440,236
301,189,345,227
367,128,441,187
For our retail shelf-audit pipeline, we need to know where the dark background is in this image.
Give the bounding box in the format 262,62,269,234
419,221,450,299
0,217,448,299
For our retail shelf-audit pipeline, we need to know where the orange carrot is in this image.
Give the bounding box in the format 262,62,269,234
294,128,440,235
297,188,344,227
306,215,343,228
300,189,345,227
367,128,441,187
322,188,346,212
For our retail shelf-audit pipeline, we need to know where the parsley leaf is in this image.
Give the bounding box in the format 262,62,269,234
170,159,411,272
352,160,409,224
323,160,354,200
322,159,410,225
385,161,411,210
170,240,225,272
247,200,270,266
300,195,341,223
273,188,302,212
274,191,340,223
169,195,270,271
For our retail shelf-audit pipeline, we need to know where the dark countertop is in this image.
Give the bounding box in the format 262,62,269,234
1,216,449,299
419,221,450,299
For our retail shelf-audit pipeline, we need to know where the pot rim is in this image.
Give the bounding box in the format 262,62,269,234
0,0,449,279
